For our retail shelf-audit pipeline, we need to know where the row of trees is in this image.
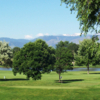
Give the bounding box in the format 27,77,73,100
0,39,78,82
0,38,100,82
12,40,78,82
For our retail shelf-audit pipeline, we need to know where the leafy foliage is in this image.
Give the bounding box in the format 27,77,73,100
55,42,73,82
68,42,79,53
12,47,20,57
74,39,100,74
56,41,69,49
56,41,79,60
61,0,100,35
0,41,13,67
12,39,56,80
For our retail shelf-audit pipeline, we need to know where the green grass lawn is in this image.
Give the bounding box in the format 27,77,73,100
74,64,100,68
0,70,100,100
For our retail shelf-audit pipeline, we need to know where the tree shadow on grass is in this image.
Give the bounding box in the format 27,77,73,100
0,78,29,81
90,73,100,74
55,79,84,83
83,72,100,74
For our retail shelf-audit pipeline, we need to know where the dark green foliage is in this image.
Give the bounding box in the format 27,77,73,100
12,39,56,80
56,41,79,61
56,41,79,53
55,47,73,71
55,45,73,82
56,41,69,49
68,42,79,53
12,47,20,57
13,47,20,54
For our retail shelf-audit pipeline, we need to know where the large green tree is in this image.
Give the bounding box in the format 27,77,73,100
55,46,73,82
12,39,56,80
74,38,100,74
0,41,13,67
61,0,100,36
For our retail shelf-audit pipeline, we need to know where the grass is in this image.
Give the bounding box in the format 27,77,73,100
74,64,100,68
0,70,100,99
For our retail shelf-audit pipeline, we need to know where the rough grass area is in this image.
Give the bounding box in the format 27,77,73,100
0,71,100,100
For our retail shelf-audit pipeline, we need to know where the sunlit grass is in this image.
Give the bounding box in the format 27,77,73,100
0,70,100,99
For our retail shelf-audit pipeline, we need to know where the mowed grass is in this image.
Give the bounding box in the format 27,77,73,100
0,71,100,100
74,64,100,68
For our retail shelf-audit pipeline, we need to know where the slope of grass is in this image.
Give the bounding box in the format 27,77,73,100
0,71,100,100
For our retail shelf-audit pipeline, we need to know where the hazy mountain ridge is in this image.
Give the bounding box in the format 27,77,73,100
0,35,97,48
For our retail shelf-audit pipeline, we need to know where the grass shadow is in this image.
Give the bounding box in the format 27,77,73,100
83,72,100,74
55,79,84,83
90,73,100,74
0,78,29,81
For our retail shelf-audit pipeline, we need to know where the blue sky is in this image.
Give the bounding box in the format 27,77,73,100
0,0,97,40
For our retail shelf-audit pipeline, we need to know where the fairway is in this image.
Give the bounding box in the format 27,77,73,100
0,70,100,100
9,86,83,89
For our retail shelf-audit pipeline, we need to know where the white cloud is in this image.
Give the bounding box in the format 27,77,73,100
63,34,70,36
37,33,44,37
45,33,49,36
37,33,50,37
24,35,34,40
73,33,81,36
63,33,83,36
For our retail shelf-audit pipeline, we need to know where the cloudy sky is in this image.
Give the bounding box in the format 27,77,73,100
0,0,98,40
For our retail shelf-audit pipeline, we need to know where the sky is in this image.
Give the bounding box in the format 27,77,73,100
0,0,98,40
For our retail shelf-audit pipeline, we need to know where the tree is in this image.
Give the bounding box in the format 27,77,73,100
56,41,69,49
13,47,20,54
61,0,100,36
47,46,56,70
68,42,79,54
12,47,20,57
55,46,73,82
0,40,13,67
56,41,79,60
12,39,56,80
74,38,100,74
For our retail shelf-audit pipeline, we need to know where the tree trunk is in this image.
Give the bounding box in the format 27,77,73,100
87,64,89,74
59,72,61,82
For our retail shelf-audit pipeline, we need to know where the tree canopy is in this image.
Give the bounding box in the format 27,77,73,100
0,41,13,67
13,47,20,54
61,0,100,36
56,41,79,61
12,47,20,57
56,41,79,53
55,43,73,82
56,41,69,49
74,38,100,74
12,39,56,80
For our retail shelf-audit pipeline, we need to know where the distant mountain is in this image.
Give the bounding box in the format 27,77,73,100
36,35,93,48
0,37,31,48
0,35,98,48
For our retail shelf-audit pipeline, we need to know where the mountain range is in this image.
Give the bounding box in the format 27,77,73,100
0,35,100,49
